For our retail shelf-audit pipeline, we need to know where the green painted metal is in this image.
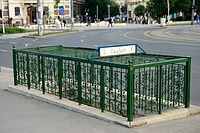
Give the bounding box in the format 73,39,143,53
58,58,63,99
185,57,191,108
127,62,133,121
13,45,191,122
41,57,45,94
78,62,82,105
159,65,163,114
26,54,30,90
100,65,105,112
12,46,17,86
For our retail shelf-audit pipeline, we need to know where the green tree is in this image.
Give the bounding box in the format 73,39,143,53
174,0,191,13
121,5,127,14
134,5,146,17
196,0,200,14
147,0,191,18
83,0,119,19
55,0,61,8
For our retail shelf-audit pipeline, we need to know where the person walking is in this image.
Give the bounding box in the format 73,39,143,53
197,14,200,24
63,19,66,27
108,18,113,27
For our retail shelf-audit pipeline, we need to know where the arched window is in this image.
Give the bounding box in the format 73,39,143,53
15,7,20,16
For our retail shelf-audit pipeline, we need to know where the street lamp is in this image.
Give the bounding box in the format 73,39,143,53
167,0,170,24
70,0,74,31
37,0,43,36
96,5,99,27
191,0,195,25
108,5,110,18
1,0,5,34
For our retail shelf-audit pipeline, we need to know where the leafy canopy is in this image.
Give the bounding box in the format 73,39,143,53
147,0,191,18
83,0,120,19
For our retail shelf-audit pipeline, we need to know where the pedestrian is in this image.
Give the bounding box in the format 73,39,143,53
88,17,91,26
108,18,113,27
197,14,200,24
150,17,153,24
138,17,140,24
63,19,66,27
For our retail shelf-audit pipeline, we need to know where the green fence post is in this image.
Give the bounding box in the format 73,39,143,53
12,46,18,86
78,62,82,105
90,63,94,84
38,56,41,89
185,57,191,108
127,62,133,121
41,57,45,94
58,58,63,99
100,65,105,112
26,54,30,90
159,65,163,114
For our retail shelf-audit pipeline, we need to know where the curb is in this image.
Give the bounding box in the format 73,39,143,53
8,85,200,128
0,66,13,71
143,30,200,43
22,31,81,39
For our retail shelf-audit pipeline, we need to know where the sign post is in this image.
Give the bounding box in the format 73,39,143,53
37,1,43,36
1,0,5,34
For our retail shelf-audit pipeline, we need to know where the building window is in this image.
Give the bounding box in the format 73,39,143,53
15,7,20,16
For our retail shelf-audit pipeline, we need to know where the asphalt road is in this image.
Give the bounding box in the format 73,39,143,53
0,27,200,132
1,27,200,106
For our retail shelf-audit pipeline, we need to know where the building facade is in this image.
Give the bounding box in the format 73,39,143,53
1,0,84,25
126,0,149,19
114,0,126,6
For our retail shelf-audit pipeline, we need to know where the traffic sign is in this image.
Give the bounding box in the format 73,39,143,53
59,8,64,13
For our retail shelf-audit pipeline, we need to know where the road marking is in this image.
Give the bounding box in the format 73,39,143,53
33,39,38,42
24,43,32,47
123,31,200,47
10,42,17,44
0,49,7,52
81,39,84,42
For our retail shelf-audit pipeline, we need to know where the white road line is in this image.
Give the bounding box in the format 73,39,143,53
123,31,200,47
10,42,17,44
24,43,32,47
33,39,38,42
0,49,7,52
81,39,84,42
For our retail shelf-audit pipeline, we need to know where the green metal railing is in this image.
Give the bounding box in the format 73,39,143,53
12,45,191,121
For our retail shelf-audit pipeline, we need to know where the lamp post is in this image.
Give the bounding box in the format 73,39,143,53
167,0,170,24
37,0,43,36
1,0,5,34
97,5,99,22
191,0,195,25
108,5,110,18
70,0,74,31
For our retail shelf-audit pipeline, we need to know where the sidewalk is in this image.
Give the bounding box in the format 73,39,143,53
0,67,13,89
144,25,200,42
1,67,200,128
